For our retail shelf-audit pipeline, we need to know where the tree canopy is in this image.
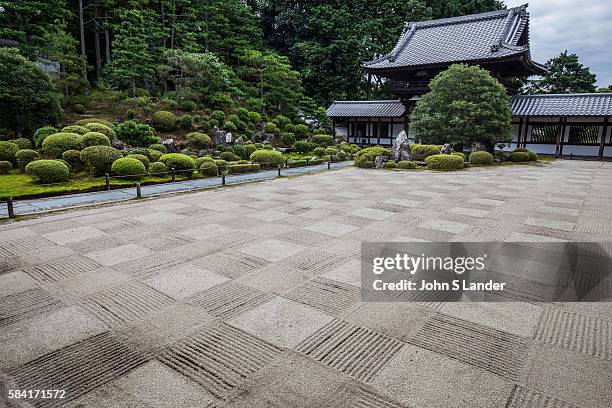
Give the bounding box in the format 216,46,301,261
525,51,597,94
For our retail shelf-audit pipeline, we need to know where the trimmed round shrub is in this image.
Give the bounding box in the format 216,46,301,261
263,145,273,150
254,143,263,149
186,132,212,149
84,123,115,139
509,151,530,162
0,160,12,174
354,146,390,169
42,133,81,158
250,149,284,169
199,161,218,177
451,152,466,161
293,124,310,139
127,154,150,168
16,149,40,169
73,103,85,114
152,111,176,131
195,156,215,168
115,121,159,147
62,150,83,170
469,151,494,165
80,146,124,176
513,148,529,153
220,151,241,162
76,118,114,127
62,125,89,135
149,161,168,175
310,134,334,147
282,133,296,147
214,159,227,172
181,100,197,111
425,154,465,170
130,147,150,157
159,153,195,174
211,110,225,123
178,114,193,129
0,141,20,163
264,122,279,135
25,160,69,183
112,157,146,180
294,140,310,153
528,151,538,161
410,144,442,161
12,138,32,150
233,144,245,159
148,149,163,162
223,121,237,132
313,147,326,157
248,111,261,123
385,161,397,169
79,132,111,149
325,147,338,156
148,143,167,153
34,126,58,148
272,115,291,130
397,160,417,170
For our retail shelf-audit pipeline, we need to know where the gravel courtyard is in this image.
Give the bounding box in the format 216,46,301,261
1,160,611,408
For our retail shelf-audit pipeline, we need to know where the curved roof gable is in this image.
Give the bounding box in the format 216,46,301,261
512,94,612,117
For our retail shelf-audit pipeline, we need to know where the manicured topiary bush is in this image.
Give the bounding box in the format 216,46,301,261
181,100,197,111
0,141,20,163
62,150,83,170
211,110,225,123
0,161,12,174
42,133,81,158
325,147,338,156
79,132,111,149
34,126,58,148
199,161,218,177
528,151,538,161
177,114,193,129
186,132,211,150
425,154,465,170
223,121,238,132
62,125,89,135
15,149,40,169
76,118,114,127
25,160,70,183
282,133,296,147
115,121,159,147
149,161,168,175
385,161,397,169
244,144,258,158
148,143,167,153
111,157,146,180
127,154,150,168
354,146,390,169
148,149,163,162
220,151,241,162
250,149,284,169
194,156,215,168
215,159,228,172
152,111,176,131
80,146,124,176
397,160,417,169
233,144,246,159
293,140,310,153
254,143,263,149
288,159,307,168
509,151,530,162
313,147,326,157
513,148,529,152
12,138,32,150
469,151,494,165
159,153,195,174
410,144,442,161
227,163,261,174
310,134,334,147
84,123,115,139
451,152,466,161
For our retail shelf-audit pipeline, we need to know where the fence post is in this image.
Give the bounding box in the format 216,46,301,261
221,172,226,185
136,183,141,198
327,160,331,169
285,158,288,168
7,197,15,218
305,158,309,166
104,173,110,191
171,167,176,182
277,165,281,176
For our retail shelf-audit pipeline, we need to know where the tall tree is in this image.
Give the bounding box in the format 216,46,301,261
526,51,597,94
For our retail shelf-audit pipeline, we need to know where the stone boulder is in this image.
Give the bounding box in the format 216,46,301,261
392,130,411,161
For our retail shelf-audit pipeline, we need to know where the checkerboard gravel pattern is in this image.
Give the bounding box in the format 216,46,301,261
1,160,611,407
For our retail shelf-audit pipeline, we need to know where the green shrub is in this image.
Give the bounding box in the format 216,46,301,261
528,151,537,161
254,143,263,149
159,153,195,174
293,124,310,139
233,144,246,158
469,151,494,165
410,144,442,161
313,147,326,157
25,160,69,183
451,152,466,161
0,160,12,174
42,133,81,158
325,147,338,156
111,157,146,180
181,100,197,111
513,148,529,153
425,154,465,170
62,150,83,170
126,109,137,120
214,159,227,172
15,149,39,169
80,146,124,176
294,140,310,153
272,115,291,130
34,126,58,148
263,144,273,150
211,110,225,123
223,121,237,132
250,149,284,169
178,114,193,129
354,146,390,168
397,160,417,169
148,143,167,153
12,138,32,150
186,132,212,149
73,103,85,114
288,159,307,168
281,133,296,147
79,132,111,149
308,158,325,165
385,161,397,168
127,154,150,168
148,149,163,162
62,125,89,135
115,121,159,147
199,161,218,177
194,156,215,168
264,122,279,135
149,161,168,175
84,123,115,139
0,141,20,163
227,163,261,174
220,151,241,162
311,134,334,147
76,118,114,127
509,151,530,162
152,111,176,131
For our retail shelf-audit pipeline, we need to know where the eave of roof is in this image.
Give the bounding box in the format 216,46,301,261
511,93,612,117
326,100,406,118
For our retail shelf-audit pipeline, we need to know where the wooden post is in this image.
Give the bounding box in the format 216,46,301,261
390,118,394,140
7,197,14,218
555,118,565,157
598,117,609,159
516,117,524,149
104,173,110,191
377,118,381,145
367,118,371,145
522,117,530,148
136,183,141,198
559,118,567,156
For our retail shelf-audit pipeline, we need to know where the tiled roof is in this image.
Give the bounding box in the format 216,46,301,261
364,5,543,72
326,100,406,118
511,94,612,117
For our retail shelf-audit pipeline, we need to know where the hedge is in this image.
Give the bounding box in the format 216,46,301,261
397,160,417,169
186,132,212,149
79,132,111,149
62,150,83,169
12,138,32,150
42,133,81,158
385,161,397,168
220,151,241,162
80,146,124,176
149,161,168,175
313,147,326,157
425,154,465,170
293,140,310,153
61,125,89,135
15,149,40,169
288,159,307,168
199,161,218,177
308,158,325,165
152,111,176,130
311,134,334,147
451,152,466,161
34,126,58,148
214,159,227,172
148,143,167,153
469,151,494,165
25,160,70,183
513,148,529,153
528,151,538,161
194,156,215,168
127,154,150,168
0,161,12,174
325,147,338,156
0,141,20,163
111,157,146,180
148,149,163,162
250,149,284,169
410,144,442,161
227,163,261,174
84,123,115,139
509,151,530,162
159,153,195,173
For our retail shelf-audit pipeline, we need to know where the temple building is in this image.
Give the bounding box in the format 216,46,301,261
327,5,612,158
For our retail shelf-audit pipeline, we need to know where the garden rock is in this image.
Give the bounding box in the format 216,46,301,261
374,155,388,169
161,139,176,153
235,136,244,145
441,143,452,154
213,126,227,145
391,130,411,161
111,138,127,150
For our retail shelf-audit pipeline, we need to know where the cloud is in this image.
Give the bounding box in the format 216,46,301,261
505,0,612,87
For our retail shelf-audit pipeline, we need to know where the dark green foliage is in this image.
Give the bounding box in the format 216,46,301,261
0,48,61,137
313,147,326,157
62,150,83,170
425,154,465,170
25,160,70,183
227,163,261,174
199,162,219,177
159,153,196,173
194,156,215,168
152,111,177,131
525,51,597,94
148,149,163,162
127,154,150,169
220,151,241,162
42,133,81,158
80,146,124,176
111,157,146,180
410,144,443,161
325,147,338,156
149,162,169,174
223,121,238,132
34,126,59,148
264,122,279,135
233,144,246,159
250,149,284,168
186,132,212,149
513,148,529,152
211,110,226,123
214,160,228,172
509,151,530,162
397,161,417,169
84,123,116,139
272,115,291,130
15,149,40,170
0,141,20,163
79,132,111,149
288,159,307,168
12,138,32,150
62,125,89,135
244,144,258,157
182,101,197,111
469,151,494,165
293,124,310,139
282,133,296,147
528,151,538,161
310,134,334,147
385,161,397,169
293,140,311,153
0,161,12,174
178,115,193,129
115,121,159,147
148,144,167,153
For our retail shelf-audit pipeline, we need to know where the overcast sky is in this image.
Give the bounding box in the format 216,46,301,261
505,0,612,87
